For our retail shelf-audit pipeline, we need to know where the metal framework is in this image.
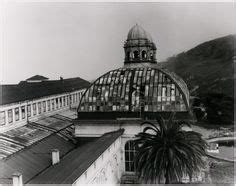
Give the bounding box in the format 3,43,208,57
78,66,190,113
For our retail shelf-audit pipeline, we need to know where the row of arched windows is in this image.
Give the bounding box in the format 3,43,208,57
126,50,152,60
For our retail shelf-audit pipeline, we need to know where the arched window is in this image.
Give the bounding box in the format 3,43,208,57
126,52,130,60
133,51,139,59
142,50,147,59
125,140,137,172
150,53,153,60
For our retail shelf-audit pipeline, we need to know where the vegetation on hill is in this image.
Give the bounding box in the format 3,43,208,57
161,35,235,125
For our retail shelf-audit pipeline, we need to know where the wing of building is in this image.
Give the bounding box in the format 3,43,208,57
0,25,195,185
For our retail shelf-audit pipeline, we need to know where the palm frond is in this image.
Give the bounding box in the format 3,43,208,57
133,115,207,184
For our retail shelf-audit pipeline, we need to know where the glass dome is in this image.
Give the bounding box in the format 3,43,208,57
78,65,189,114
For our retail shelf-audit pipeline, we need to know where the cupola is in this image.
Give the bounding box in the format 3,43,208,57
124,24,157,64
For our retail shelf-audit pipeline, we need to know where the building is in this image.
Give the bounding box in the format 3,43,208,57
0,76,90,132
73,24,191,184
0,25,192,185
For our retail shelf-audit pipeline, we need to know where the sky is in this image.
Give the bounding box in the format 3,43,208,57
0,2,235,84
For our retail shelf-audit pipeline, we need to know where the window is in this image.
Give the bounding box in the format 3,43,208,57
15,108,19,121
150,53,153,60
27,105,31,117
125,140,137,172
69,95,72,104
38,102,41,114
55,98,58,109
52,99,55,110
142,50,147,59
33,103,36,115
8,110,13,123
126,51,130,60
75,94,77,102
0,111,5,126
43,101,46,112
59,97,62,108
63,96,66,106
133,51,139,59
66,96,69,106
21,106,25,119
47,100,51,111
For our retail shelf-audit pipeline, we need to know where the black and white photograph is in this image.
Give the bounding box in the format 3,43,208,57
0,1,235,185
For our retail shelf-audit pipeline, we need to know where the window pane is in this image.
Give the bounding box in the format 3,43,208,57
15,108,19,121
21,106,25,119
47,100,51,111
8,110,13,123
52,99,55,110
0,112,5,125
38,102,41,114
33,103,36,115
125,140,137,172
43,101,46,112
27,105,31,117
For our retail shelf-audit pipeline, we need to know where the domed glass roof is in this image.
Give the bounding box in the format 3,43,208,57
78,63,189,114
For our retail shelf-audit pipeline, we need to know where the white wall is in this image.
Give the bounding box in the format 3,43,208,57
73,136,122,185
0,89,86,133
75,122,144,177
75,122,142,137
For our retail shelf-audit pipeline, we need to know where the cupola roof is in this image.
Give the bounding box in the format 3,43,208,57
127,24,152,41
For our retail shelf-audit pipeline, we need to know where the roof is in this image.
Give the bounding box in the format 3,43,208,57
0,109,85,184
0,109,77,159
0,77,90,105
127,24,152,41
78,63,190,117
27,129,124,184
0,134,77,184
26,75,49,81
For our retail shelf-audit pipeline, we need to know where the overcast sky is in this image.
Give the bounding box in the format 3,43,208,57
0,2,235,84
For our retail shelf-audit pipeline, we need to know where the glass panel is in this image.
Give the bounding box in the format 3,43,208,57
8,110,13,123
15,108,19,121
27,105,31,117
0,111,5,125
47,100,51,111
38,102,41,114
21,106,25,119
33,103,37,115
43,101,46,112
51,100,55,110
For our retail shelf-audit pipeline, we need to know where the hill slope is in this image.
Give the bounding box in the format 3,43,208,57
161,35,235,125
161,35,235,98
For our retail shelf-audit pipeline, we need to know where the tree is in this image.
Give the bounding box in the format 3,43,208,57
133,115,207,184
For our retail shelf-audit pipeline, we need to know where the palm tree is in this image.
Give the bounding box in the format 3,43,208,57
133,114,207,184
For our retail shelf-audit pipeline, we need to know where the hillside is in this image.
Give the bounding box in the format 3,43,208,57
161,35,235,98
161,35,235,125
